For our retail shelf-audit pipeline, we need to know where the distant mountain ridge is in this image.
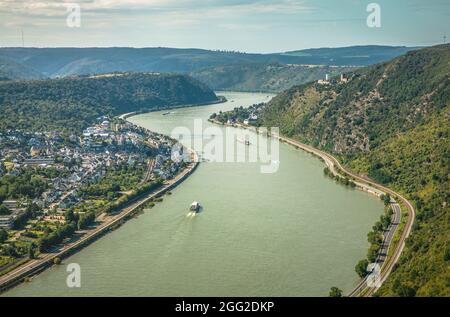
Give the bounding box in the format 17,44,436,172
0,46,419,80
190,62,356,92
0,56,45,81
282,45,421,66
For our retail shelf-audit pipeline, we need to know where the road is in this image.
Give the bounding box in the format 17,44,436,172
0,145,199,294
211,120,415,297
273,133,415,297
347,202,401,296
140,158,154,185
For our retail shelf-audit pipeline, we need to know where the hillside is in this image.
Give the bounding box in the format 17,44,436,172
0,46,418,78
0,73,218,132
261,44,450,296
0,57,46,81
191,63,355,92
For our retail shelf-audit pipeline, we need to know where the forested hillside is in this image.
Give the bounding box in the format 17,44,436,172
261,44,450,296
191,63,354,92
0,73,218,132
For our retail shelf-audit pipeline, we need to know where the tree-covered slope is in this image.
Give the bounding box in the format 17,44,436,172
0,73,218,132
350,114,449,296
191,63,355,92
264,45,449,154
261,44,450,296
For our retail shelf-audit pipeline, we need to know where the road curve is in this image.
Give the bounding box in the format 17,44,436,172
210,120,415,297
271,133,415,297
273,133,415,297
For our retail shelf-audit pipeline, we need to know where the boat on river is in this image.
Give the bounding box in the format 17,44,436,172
190,201,200,212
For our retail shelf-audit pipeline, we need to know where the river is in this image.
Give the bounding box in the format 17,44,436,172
4,91,382,297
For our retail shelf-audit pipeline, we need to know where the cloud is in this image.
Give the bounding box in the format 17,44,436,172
219,23,269,31
0,0,314,17
0,0,316,34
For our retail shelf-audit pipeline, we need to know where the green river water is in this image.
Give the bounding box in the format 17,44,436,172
4,92,382,297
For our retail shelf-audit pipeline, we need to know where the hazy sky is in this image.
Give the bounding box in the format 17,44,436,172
0,0,449,52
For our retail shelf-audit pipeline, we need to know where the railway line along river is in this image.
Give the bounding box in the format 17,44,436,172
3,92,383,297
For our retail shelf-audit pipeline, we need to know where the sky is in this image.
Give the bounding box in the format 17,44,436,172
0,0,449,52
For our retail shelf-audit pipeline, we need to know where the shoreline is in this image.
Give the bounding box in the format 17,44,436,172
0,113,202,295
119,95,227,121
0,95,229,294
0,94,414,296
209,119,415,297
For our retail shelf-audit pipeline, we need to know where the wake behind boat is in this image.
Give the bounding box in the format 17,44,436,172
237,137,251,145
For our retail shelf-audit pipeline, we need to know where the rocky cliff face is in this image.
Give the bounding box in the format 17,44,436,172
262,44,449,156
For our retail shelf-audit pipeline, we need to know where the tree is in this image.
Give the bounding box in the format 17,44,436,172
355,259,369,278
329,287,343,297
372,221,383,232
65,209,77,223
0,204,10,215
27,202,41,214
28,243,37,259
77,212,95,230
367,243,381,262
381,194,391,206
380,213,392,230
368,231,383,245
0,186,7,202
0,228,8,243
393,279,416,297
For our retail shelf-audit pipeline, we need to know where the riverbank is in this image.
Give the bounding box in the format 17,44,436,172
0,119,200,294
209,119,415,297
3,91,384,296
119,96,227,121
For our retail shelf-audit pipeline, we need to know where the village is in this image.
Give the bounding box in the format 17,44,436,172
0,116,186,234
209,102,265,127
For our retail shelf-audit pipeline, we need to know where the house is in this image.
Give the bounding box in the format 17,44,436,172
244,113,258,125
69,173,82,183
317,79,330,85
59,194,78,209
30,145,43,157
32,198,45,209
101,120,110,129
23,158,55,166
127,156,135,165
317,73,330,85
